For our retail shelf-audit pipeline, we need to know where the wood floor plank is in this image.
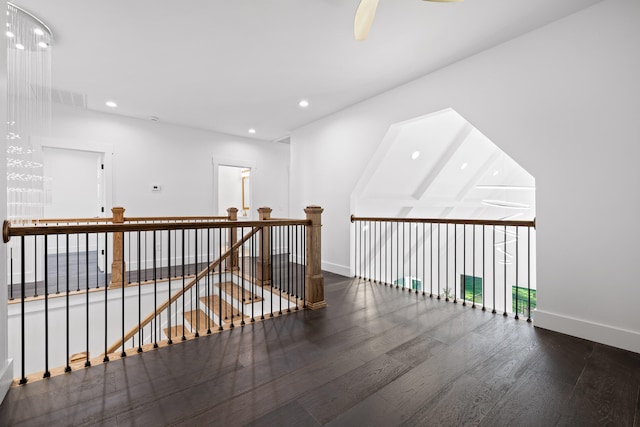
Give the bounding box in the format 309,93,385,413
479,368,575,426
375,327,517,417
386,334,447,368
245,400,321,427
527,326,596,386
555,349,639,426
298,354,412,424
465,322,539,393
178,346,371,426
635,387,640,427
324,393,406,427
404,374,504,426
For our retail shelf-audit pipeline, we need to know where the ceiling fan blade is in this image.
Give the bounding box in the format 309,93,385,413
354,0,379,41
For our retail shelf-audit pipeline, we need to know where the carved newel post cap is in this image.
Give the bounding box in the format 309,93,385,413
305,206,324,214
111,207,125,223
257,207,272,220
227,207,239,213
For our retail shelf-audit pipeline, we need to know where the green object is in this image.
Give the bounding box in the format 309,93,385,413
393,277,422,291
512,287,536,315
460,275,482,304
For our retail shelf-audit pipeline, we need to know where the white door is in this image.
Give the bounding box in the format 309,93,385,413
43,147,106,269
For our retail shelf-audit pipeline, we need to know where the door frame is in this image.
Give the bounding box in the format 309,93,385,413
36,137,114,271
212,157,256,219
36,137,114,215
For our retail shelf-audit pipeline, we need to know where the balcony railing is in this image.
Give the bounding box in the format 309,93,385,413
3,206,325,385
351,215,536,319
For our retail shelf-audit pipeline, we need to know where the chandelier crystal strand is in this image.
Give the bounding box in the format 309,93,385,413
6,2,52,223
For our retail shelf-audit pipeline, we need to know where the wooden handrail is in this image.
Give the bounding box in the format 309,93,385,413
3,219,311,243
124,216,229,222
29,217,113,224
350,215,536,228
27,215,231,225
105,226,261,355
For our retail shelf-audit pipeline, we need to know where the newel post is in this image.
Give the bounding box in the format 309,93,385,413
110,206,126,287
227,207,239,271
257,207,272,286
305,206,326,310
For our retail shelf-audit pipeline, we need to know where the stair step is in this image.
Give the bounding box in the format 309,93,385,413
184,308,218,332
69,352,88,363
200,295,249,323
216,281,263,304
163,325,188,340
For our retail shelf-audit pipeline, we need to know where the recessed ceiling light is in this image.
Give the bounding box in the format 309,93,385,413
461,162,468,170
105,101,117,108
6,31,14,38
34,28,45,36
38,41,48,49
411,151,420,160
248,128,256,134
15,43,24,50
298,99,309,108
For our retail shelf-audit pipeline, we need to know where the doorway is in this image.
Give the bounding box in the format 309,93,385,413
218,165,251,219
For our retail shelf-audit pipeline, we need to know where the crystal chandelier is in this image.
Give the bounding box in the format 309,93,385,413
6,2,52,223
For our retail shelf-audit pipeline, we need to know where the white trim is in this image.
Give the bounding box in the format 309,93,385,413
534,309,640,354
321,260,350,277
0,359,13,404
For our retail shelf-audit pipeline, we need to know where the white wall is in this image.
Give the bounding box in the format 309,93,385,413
1,0,12,404
48,105,290,218
290,0,640,353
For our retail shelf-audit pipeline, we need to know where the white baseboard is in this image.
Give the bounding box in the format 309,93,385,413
0,359,13,404
535,309,640,354
321,261,350,277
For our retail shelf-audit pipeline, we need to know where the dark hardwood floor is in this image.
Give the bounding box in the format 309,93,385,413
1,272,639,426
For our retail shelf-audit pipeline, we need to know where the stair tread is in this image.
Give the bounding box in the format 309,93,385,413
216,281,263,304
163,325,187,340
184,308,218,331
200,295,249,323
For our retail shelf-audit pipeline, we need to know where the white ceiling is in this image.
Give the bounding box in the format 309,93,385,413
14,0,600,141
